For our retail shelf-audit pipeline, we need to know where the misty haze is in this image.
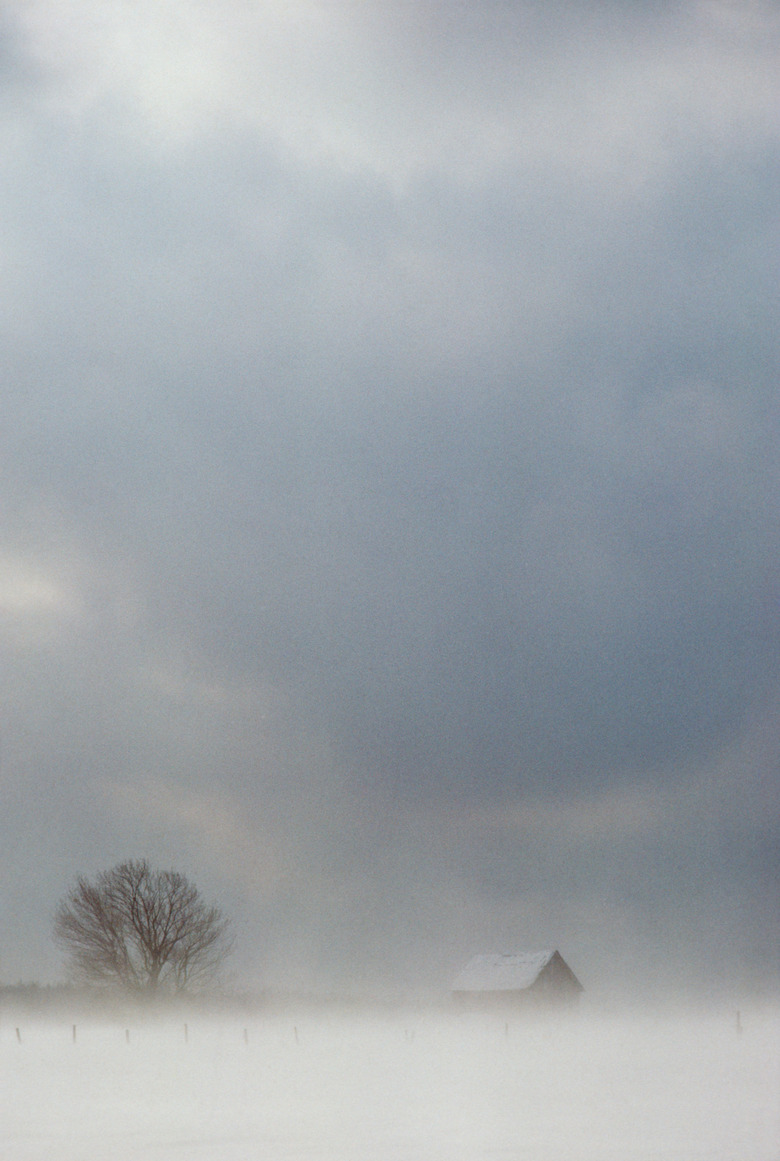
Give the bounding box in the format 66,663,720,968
3,996,779,1160
1,0,778,1156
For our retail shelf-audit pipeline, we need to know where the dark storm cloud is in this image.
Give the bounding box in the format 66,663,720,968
1,0,778,993
13,137,767,805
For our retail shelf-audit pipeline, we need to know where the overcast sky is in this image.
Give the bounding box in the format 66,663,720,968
1,0,778,1000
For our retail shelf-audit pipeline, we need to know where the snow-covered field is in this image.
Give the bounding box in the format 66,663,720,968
2,1003,778,1160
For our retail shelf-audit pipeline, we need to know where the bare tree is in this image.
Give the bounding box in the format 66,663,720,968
54,860,232,995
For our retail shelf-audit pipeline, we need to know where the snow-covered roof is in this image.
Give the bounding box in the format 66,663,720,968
452,950,556,993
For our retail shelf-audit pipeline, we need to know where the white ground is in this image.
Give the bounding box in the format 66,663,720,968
2,1004,778,1160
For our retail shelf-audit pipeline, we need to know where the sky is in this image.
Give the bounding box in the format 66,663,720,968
1,0,778,1001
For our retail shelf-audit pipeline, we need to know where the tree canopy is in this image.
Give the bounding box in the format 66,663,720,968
54,860,232,995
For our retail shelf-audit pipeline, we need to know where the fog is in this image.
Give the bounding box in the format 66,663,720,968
3,1002,778,1160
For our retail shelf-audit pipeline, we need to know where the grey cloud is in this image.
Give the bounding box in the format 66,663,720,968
0,1,778,995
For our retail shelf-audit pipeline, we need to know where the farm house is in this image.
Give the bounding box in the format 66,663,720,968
452,950,583,1008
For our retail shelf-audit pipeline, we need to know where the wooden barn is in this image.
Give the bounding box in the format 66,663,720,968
452,950,583,1008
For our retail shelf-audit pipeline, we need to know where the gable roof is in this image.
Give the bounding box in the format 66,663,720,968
453,950,559,992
